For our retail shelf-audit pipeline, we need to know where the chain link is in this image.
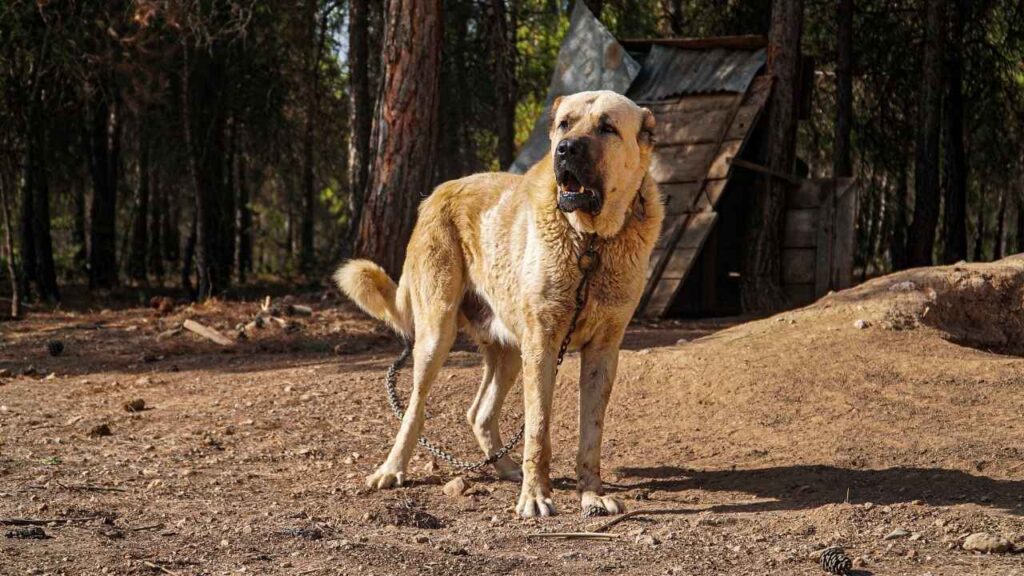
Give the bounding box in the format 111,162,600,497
381,233,600,471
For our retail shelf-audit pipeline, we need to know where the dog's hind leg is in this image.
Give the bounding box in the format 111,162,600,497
365,244,461,490
466,344,522,481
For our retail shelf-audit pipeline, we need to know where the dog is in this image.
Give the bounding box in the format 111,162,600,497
336,91,663,518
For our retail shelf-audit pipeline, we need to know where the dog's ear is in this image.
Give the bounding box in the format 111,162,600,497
639,107,656,148
549,96,564,129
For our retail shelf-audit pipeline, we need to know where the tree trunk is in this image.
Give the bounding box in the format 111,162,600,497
973,183,986,261
662,0,685,35
741,0,803,312
0,162,20,318
88,97,121,289
149,166,165,282
355,0,443,278
890,162,910,270
346,0,375,251
184,45,233,298
492,0,518,169
72,175,88,277
237,146,253,283
941,0,967,264
129,128,151,284
25,107,59,301
906,0,945,268
994,188,1007,260
300,0,329,275
833,0,853,178
18,148,37,299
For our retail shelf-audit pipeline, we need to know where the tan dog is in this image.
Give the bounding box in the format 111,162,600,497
336,91,663,518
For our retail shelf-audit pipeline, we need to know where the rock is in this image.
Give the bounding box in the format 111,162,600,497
675,338,688,345
46,340,65,357
962,532,1014,553
884,528,910,540
88,423,113,437
442,476,470,498
853,319,870,329
862,502,874,511
889,280,918,292
414,534,429,544
5,526,47,539
636,534,660,546
123,398,146,412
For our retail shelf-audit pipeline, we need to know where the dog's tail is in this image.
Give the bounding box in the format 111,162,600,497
334,260,412,339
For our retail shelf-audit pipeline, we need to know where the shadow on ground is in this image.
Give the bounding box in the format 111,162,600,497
612,464,1024,516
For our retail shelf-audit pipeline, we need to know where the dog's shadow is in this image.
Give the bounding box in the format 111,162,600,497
605,464,1024,517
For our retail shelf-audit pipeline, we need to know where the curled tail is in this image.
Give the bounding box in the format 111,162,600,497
334,260,412,338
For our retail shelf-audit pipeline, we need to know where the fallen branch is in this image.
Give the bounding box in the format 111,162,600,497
130,523,165,532
525,531,621,540
182,319,233,346
593,508,695,533
143,561,180,575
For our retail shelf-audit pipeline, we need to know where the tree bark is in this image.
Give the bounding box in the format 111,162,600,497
346,0,375,251
741,0,803,312
300,0,329,275
492,0,518,169
25,106,59,301
833,0,853,178
973,183,986,261
355,0,443,278
237,145,253,283
88,97,121,289
0,161,20,318
941,0,967,264
129,127,151,284
662,0,685,35
149,166,165,282
890,162,910,270
994,188,1007,260
906,0,946,268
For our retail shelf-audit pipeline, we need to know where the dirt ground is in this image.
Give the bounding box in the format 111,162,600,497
2,258,1024,576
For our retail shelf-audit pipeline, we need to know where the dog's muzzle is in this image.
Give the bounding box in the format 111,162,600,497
554,138,603,215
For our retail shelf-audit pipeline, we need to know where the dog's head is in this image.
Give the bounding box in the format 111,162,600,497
549,91,656,236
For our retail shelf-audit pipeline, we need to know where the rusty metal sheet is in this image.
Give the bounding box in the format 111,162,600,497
509,2,641,173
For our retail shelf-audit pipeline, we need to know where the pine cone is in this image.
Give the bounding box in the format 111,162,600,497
820,546,852,575
46,340,64,357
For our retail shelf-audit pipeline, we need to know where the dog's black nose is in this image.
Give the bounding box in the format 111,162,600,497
556,138,582,157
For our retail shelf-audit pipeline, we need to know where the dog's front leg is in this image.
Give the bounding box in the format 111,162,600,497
515,336,558,518
577,327,627,517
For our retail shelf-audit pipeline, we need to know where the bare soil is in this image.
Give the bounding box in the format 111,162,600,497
2,258,1024,575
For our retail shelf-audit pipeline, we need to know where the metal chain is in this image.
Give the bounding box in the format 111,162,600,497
381,233,600,471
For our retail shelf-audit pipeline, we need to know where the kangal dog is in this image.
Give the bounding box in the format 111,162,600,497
336,91,663,518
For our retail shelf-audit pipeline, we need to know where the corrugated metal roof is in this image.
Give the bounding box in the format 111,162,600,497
627,45,767,102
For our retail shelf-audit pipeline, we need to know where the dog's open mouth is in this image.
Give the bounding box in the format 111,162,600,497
557,171,602,215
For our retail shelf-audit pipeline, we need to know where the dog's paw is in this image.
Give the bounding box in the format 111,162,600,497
494,459,523,482
516,487,557,518
365,464,406,490
580,492,625,517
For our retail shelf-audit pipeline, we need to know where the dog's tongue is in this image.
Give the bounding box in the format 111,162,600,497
563,174,582,193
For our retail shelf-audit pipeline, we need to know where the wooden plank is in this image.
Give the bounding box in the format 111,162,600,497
815,181,837,296
654,104,763,147
655,211,716,250
659,180,726,216
788,179,826,208
783,208,817,248
645,93,743,116
183,319,234,346
650,139,742,183
832,178,858,290
644,213,719,317
784,283,816,306
783,248,817,285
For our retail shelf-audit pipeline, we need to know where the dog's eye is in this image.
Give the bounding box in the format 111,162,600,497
558,120,569,130
600,123,618,136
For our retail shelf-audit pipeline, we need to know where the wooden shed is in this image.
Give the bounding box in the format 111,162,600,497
622,37,857,318
511,4,858,318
